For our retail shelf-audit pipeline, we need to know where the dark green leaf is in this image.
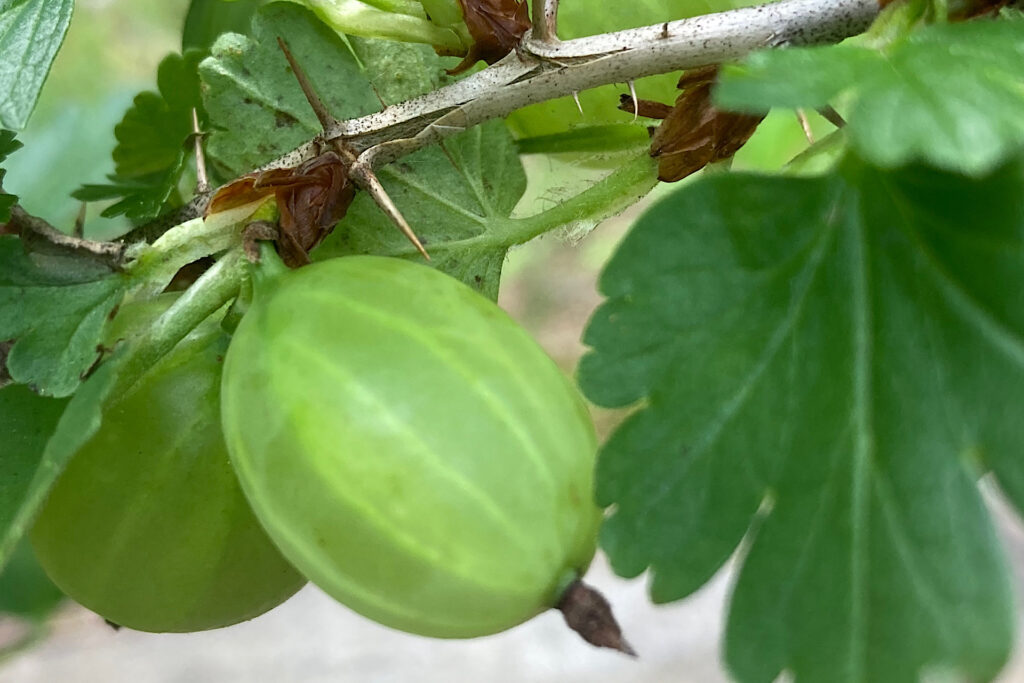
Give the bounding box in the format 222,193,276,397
0,128,21,221
316,120,527,299
71,51,205,221
0,236,126,397
200,3,382,176
717,18,1024,175
0,383,67,572
0,358,122,572
73,156,187,220
579,157,1024,682
0,0,74,130
0,540,63,620
183,0,267,51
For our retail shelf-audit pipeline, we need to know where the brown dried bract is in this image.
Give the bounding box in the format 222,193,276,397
449,0,530,75
646,65,765,183
208,152,355,267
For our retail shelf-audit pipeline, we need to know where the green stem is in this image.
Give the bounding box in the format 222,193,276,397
113,249,247,398
500,155,659,246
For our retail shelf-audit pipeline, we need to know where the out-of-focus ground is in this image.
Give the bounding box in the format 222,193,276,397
5,1,1024,681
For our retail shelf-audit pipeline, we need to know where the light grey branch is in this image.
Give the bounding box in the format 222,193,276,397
130,0,880,240
349,0,879,169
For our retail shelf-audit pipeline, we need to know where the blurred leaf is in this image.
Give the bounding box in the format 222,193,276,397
0,0,74,130
3,95,133,241
717,18,1024,175
580,156,1024,682
285,0,465,52
0,129,21,221
74,157,187,221
317,120,527,299
200,3,382,175
183,0,267,51
506,0,760,146
0,384,67,573
0,540,63,620
0,358,121,572
0,236,126,397
72,51,205,221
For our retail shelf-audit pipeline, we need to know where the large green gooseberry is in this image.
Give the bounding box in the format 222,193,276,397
30,317,305,633
221,255,602,638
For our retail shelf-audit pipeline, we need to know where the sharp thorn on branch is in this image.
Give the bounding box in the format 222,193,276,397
192,108,210,194
349,161,431,260
818,104,847,129
572,91,584,115
277,36,339,132
73,202,87,239
796,108,815,143
627,81,639,123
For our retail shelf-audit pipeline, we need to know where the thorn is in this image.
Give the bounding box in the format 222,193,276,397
73,202,87,238
277,37,337,131
349,161,430,260
192,108,210,194
369,82,388,110
796,108,815,144
572,91,583,115
818,105,846,129
627,80,639,123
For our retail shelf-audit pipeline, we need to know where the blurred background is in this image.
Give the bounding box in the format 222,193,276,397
3,1,1024,680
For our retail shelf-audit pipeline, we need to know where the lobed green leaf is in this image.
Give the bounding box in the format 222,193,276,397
0,236,126,397
579,156,1024,682
0,384,67,573
0,129,21,221
72,51,206,221
316,120,527,299
0,0,74,130
717,18,1024,175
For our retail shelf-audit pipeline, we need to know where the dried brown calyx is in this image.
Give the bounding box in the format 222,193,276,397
449,0,531,75
557,580,636,656
621,65,766,183
207,152,355,268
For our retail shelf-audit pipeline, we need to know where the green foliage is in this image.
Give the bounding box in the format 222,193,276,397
282,0,466,52
0,540,63,621
0,0,74,130
0,357,121,571
0,129,21,220
73,51,206,221
717,18,1024,175
507,0,759,149
0,237,126,397
183,0,268,51
0,384,68,572
200,3,382,175
579,156,1024,682
316,121,527,298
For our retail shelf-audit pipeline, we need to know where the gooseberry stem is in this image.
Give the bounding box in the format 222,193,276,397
556,580,636,657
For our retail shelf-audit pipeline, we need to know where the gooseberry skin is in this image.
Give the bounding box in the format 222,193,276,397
221,256,601,638
30,324,305,633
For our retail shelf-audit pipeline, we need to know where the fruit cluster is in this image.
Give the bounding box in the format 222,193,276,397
31,254,605,640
